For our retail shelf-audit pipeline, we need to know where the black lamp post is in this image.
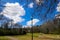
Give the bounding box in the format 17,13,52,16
31,14,33,40
31,0,44,40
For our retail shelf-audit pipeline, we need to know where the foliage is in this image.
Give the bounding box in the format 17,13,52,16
0,28,27,36
40,17,60,34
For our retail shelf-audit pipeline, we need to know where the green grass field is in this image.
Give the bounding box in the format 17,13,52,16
0,33,60,40
12,33,60,40
0,36,10,40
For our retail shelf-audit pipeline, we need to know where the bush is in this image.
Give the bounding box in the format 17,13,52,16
0,28,27,36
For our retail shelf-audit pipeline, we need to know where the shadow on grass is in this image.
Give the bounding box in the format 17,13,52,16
0,33,27,36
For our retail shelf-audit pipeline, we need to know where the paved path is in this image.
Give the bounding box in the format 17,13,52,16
6,36,18,40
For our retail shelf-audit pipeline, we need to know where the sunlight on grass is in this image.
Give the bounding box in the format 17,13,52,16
0,33,60,40
0,36,10,40
43,34,60,39
12,33,60,40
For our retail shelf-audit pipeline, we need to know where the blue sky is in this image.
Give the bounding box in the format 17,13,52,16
0,0,60,27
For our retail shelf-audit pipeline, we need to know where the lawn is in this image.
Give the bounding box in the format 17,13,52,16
0,36,10,40
12,33,39,40
12,33,60,40
0,33,60,40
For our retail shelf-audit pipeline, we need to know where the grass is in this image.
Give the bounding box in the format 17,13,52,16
0,33,60,40
0,36,10,40
12,33,60,40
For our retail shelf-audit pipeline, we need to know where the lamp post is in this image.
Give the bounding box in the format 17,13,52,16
31,14,33,40
31,0,44,40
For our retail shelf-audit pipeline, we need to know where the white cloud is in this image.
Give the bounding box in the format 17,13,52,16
56,2,60,12
28,2,34,8
11,16,25,23
36,0,40,3
35,0,44,5
22,25,28,28
1,2,25,23
26,19,39,27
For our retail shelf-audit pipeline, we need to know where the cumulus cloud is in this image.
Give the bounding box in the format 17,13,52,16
1,2,25,23
36,0,40,3
26,19,40,27
10,16,25,23
22,25,28,28
35,0,44,5
28,2,34,8
56,2,60,12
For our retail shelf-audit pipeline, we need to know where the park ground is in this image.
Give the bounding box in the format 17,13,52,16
0,33,60,40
